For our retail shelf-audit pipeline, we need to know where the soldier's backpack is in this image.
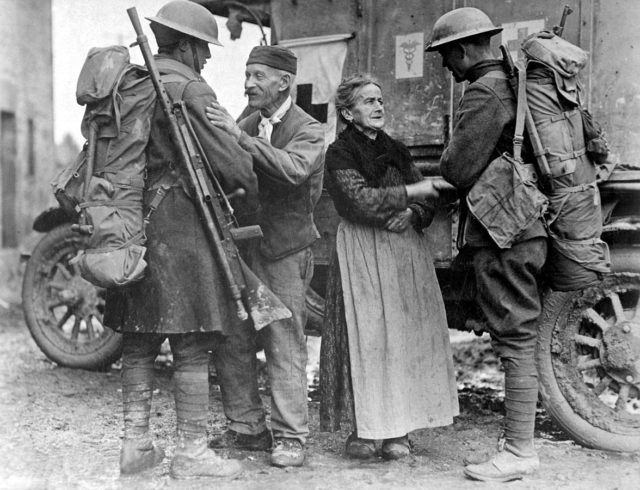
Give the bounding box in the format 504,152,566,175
51,46,159,288
520,31,612,290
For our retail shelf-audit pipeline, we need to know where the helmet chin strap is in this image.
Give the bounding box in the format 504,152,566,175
189,40,201,74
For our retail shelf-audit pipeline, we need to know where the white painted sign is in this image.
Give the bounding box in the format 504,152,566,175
395,32,424,79
280,35,350,146
500,20,546,61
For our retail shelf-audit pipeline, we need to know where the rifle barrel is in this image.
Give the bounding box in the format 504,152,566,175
127,8,174,123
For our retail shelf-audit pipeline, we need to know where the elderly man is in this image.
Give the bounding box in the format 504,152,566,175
206,45,324,467
426,7,547,483
105,0,257,480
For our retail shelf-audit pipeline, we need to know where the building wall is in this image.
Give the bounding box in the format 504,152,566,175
0,0,54,248
590,0,640,165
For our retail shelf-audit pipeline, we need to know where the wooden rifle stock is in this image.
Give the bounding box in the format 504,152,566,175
127,7,291,329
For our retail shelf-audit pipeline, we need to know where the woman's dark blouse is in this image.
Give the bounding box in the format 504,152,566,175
324,124,434,229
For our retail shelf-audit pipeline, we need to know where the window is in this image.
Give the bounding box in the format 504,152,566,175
1,111,18,247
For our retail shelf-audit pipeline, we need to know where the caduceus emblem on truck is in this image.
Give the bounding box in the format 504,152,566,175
399,40,419,71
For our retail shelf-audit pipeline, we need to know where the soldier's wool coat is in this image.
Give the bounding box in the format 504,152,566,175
105,56,257,335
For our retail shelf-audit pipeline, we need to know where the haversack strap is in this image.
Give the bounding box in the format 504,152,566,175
513,67,527,161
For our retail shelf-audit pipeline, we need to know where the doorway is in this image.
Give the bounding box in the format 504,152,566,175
1,111,18,247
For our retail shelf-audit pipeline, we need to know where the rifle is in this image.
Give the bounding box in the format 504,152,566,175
553,5,574,37
500,44,554,193
127,7,291,330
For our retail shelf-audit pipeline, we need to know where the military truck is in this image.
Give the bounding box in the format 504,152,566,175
22,0,640,452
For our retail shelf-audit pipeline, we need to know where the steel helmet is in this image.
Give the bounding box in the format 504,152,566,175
426,7,502,51
146,0,222,47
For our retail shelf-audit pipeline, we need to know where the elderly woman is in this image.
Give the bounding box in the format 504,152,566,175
319,74,459,460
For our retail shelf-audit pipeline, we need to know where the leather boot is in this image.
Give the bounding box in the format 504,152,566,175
270,438,305,467
464,443,539,482
345,431,376,459
120,438,165,475
170,436,243,479
171,368,242,478
209,428,273,451
381,434,411,460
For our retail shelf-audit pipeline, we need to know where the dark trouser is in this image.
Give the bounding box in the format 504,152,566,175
472,238,547,447
211,317,267,436
122,332,217,446
213,246,313,443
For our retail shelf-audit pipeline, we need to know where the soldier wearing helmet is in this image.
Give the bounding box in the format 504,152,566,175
110,0,257,480
427,7,548,483
147,0,222,74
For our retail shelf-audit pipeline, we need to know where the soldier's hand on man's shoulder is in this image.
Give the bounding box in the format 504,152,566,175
206,101,241,141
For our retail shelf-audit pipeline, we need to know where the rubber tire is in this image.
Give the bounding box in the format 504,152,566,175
536,247,640,452
22,224,122,370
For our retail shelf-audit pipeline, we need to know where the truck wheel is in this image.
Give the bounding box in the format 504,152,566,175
21,224,122,370
537,259,640,451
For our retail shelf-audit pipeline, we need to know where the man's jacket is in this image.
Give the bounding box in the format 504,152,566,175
237,103,325,260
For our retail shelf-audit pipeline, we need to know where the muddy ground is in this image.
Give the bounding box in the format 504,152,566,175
0,301,639,490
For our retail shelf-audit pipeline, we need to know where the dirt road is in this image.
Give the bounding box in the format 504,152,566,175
1,302,639,490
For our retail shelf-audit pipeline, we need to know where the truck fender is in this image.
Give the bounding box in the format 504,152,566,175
20,208,76,261
32,207,74,233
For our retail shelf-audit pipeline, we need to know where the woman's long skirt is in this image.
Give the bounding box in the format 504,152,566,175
328,220,459,439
